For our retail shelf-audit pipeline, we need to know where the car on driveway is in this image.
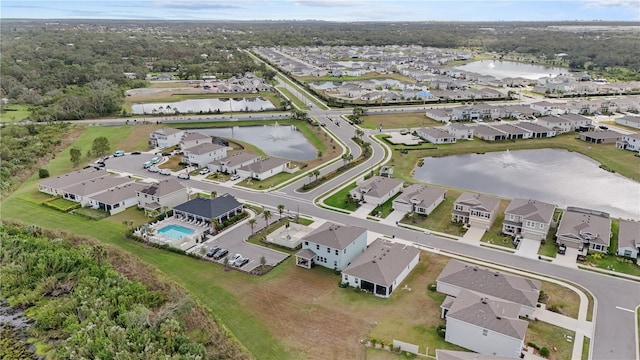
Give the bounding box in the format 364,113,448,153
213,248,228,260
199,168,211,175
159,169,171,176
206,246,221,258
177,172,190,179
230,174,241,181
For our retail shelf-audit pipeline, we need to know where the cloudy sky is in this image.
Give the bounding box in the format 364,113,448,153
2,0,639,21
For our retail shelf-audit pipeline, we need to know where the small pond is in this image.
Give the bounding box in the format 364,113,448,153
454,60,566,80
131,97,275,115
412,149,639,219
196,124,317,161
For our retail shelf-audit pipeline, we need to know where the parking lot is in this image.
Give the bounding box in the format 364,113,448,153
201,234,289,272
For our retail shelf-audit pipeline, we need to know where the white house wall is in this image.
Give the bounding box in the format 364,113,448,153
392,201,413,213
445,317,523,358
302,232,367,271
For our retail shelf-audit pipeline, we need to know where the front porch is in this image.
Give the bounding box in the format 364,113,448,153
295,248,316,269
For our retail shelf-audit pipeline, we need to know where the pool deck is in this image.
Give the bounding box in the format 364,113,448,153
136,216,209,251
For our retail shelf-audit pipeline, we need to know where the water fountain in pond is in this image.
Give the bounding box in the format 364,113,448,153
495,149,519,169
263,121,293,142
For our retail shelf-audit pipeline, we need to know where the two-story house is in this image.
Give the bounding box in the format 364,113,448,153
149,128,185,149
556,207,611,253
445,122,474,140
616,133,640,152
180,132,212,150
452,192,501,230
136,178,189,213
392,184,447,216
295,223,367,271
530,101,563,116
502,199,556,241
616,220,640,259
182,143,229,167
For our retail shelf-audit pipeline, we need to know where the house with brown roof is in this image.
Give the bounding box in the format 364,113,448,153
556,207,611,253
349,176,404,206
295,223,367,270
136,178,189,212
392,184,446,216
452,192,501,230
341,239,420,298
502,199,556,241
616,220,640,259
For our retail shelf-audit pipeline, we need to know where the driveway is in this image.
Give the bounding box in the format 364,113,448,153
381,209,406,226
350,203,376,219
459,227,485,245
552,247,579,268
515,238,541,259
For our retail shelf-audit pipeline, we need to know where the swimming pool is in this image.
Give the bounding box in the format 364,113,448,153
157,224,195,241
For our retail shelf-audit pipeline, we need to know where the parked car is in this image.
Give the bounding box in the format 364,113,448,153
159,168,171,176
599,125,609,130
147,166,159,173
150,156,161,164
235,257,250,267
112,150,125,157
143,161,152,168
177,172,190,180
213,249,228,260
199,168,211,175
131,151,142,155
230,174,241,181
229,253,242,264
161,152,172,156
206,246,221,258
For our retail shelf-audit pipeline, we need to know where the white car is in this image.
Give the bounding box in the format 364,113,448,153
159,169,171,176
199,168,211,175
177,172,190,180
230,174,241,181
147,166,159,173
229,253,242,264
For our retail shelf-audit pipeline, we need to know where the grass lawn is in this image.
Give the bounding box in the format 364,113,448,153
608,219,620,255
582,337,590,360
277,87,309,110
159,155,187,171
538,239,559,258
359,113,442,130
73,207,110,220
369,193,402,218
323,182,358,211
236,170,302,191
47,197,78,210
480,199,514,249
0,104,32,123
540,282,580,319
525,321,575,360
579,254,640,276
400,190,467,237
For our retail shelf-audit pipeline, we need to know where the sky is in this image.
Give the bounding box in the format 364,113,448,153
1,0,639,21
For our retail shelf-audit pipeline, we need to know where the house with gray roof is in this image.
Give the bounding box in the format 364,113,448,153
392,184,446,216
349,176,404,206
616,115,640,130
436,349,515,360
207,151,261,173
62,175,134,206
616,133,640,152
416,127,456,144
556,207,611,253
473,125,507,141
441,290,528,358
452,192,501,230
87,182,147,215
616,220,640,260
341,239,420,298
182,142,229,167
172,194,243,225
445,122,474,140
578,130,622,144
513,121,556,138
425,108,452,123
436,260,541,318
236,157,291,181
502,199,556,241
136,178,189,212
180,132,212,150
530,101,563,116
490,123,533,140
38,168,109,196
295,222,367,270
149,128,184,149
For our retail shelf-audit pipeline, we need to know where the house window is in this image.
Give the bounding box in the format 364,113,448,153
327,247,330,253
624,250,632,257
539,223,544,229
335,249,339,255
455,204,463,211
343,249,346,254
304,241,308,246
509,214,514,220
316,244,320,250
482,329,488,336
334,261,337,267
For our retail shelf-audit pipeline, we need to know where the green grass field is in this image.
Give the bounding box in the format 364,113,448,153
480,199,515,249
0,104,32,123
276,87,309,110
323,182,358,211
400,189,467,237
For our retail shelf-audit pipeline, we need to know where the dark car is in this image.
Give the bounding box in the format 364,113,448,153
131,151,142,155
213,248,228,260
161,152,171,156
599,125,609,130
206,246,221,258
235,257,250,267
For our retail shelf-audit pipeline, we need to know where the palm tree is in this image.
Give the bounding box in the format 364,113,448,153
262,210,272,227
355,128,364,139
312,170,320,182
211,218,221,234
341,153,354,165
210,190,217,199
248,218,257,235
277,204,285,219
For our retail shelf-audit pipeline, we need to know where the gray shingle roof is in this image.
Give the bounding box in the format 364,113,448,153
505,198,556,224
557,207,611,246
90,182,147,204
437,260,541,308
419,127,455,140
238,157,288,173
210,151,260,167
342,239,419,287
186,142,225,155
445,290,528,340
618,220,640,250
172,194,243,219
354,176,403,198
454,192,500,213
394,184,446,208
303,222,367,250
64,175,133,196
138,178,185,197
153,128,183,136
38,168,109,190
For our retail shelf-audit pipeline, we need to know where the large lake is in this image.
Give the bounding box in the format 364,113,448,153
454,60,565,80
131,97,275,114
413,149,639,219
196,124,317,161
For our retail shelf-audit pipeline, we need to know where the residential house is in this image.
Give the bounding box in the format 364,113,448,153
208,152,261,173
87,182,147,215
452,192,501,230
445,123,474,140
435,350,515,360
616,220,640,259
349,176,404,206
182,143,229,167
149,128,185,149
452,105,500,121
61,175,134,206
473,125,507,141
491,123,533,140
557,113,593,130
530,101,563,116
616,133,640,152
513,122,556,138
616,116,640,130
172,194,243,225
392,184,446,216
235,157,291,181
136,178,189,212
38,168,109,196
295,223,367,270
536,116,574,134
436,259,541,318
502,199,556,241
441,290,528,358
180,132,212,150
425,108,452,123
416,127,457,144
341,240,420,298
578,130,622,144
556,207,611,253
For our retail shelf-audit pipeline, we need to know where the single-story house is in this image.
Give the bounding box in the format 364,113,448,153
513,122,556,138
136,178,189,212
149,128,185,149
578,130,622,144
235,157,291,181
616,116,640,130
87,182,148,215
416,127,457,144
38,168,109,196
208,151,261,173
182,143,229,167
556,207,611,253
295,222,367,270
445,123,474,140
616,220,640,259
341,240,420,298
349,176,404,206
172,194,243,225
441,290,528,358
181,132,212,150
436,259,541,318
616,133,640,152
452,192,501,230
490,123,533,140
435,349,515,360
61,175,134,206
392,184,446,216
502,199,556,241
473,125,507,141
425,108,452,123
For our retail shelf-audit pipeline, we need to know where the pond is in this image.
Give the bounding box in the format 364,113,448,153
412,149,639,219
131,97,276,115
196,124,317,161
454,60,566,80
